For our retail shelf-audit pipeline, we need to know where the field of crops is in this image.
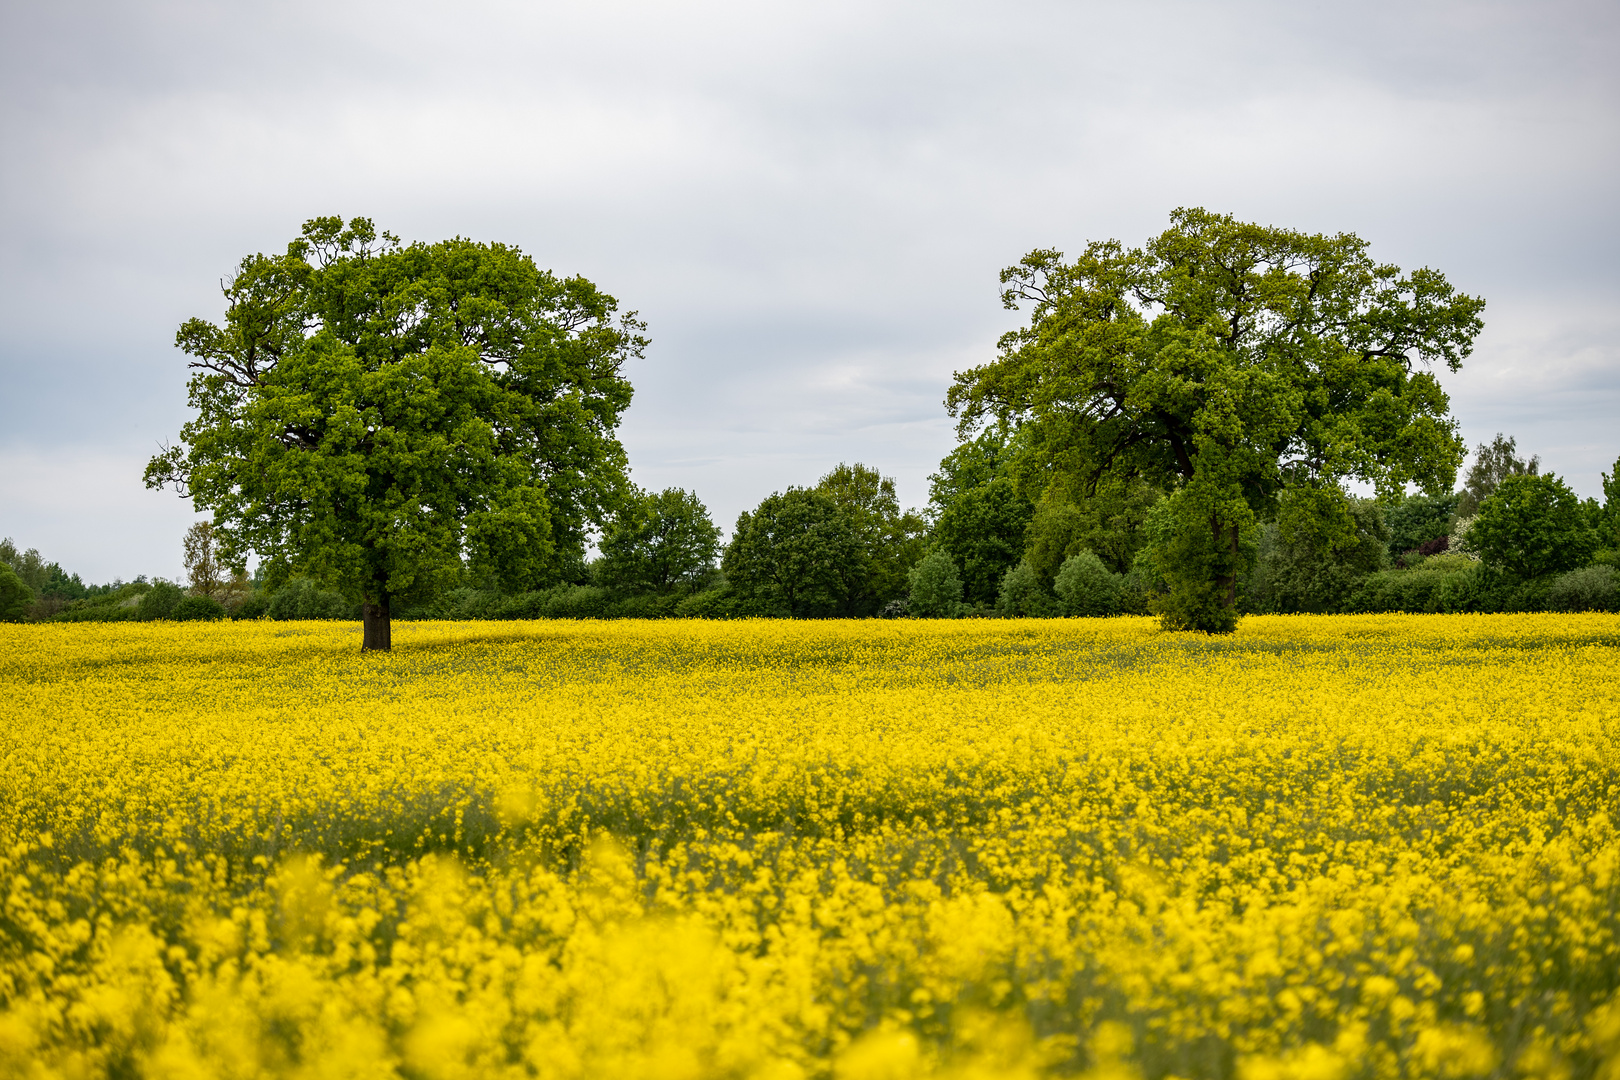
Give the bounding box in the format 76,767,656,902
1,615,1618,1079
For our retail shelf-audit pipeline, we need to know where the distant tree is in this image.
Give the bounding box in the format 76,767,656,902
723,488,863,617
815,463,927,614
0,562,32,622
596,487,722,594
1024,476,1161,583
1469,472,1597,579
183,521,225,598
0,539,48,595
1384,493,1459,561
1601,456,1620,550
996,559,1057,617
1053,550,1123,617
930,477,1034,607
1456,433,1538,518
948,208,1484,631
906,550,966,617
145,216,644,650
1251,489,1389,613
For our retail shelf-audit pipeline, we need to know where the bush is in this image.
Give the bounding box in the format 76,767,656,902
1053,550,1122,616
174,595,227,621
997,559,1057,617
139,581,186,621
906,550,966,618
268,578,360,620
673,585,740,619
1544,565,1618,612
232,592,271,620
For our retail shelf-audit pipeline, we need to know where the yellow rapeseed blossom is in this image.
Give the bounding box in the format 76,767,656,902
0,614,1617,1078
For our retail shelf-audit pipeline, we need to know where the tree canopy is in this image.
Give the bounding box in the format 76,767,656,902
947,207,1485,631
145,216,645,649
596,487,722,595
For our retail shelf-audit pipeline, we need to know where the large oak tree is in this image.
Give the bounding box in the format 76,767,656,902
146,217,644,649
947,208,1485,631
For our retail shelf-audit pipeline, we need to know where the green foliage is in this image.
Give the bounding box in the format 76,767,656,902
139,581,186,621
268,578,361,621
1348,559,1485,613
1600,456,1620,549
1134,488,1255,633
996,559,1058,617
929,477,1034,606
1544,565,1618,613
1053,550,1123,616
948,208,1483,631
926,428,1022,521
1456,433,1538,518
816,463,926,613
1469,473,1598,579
1384,492,1459,559
174,595,228,621
0,563,32,622
905,550,966,618
1024,477,1161,583
723,488,864,617
233,592,272,620
596,487,722,595
1248,489,1390,613
145,216,645,646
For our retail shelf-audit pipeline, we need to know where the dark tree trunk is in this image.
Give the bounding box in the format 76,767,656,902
361,593,391,652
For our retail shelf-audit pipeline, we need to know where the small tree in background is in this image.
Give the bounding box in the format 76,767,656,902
723,488,864,617
930,477,1034,607
1470,472,1597,579
1384,493,1459,561
996,559,1057,617
906,550,965,618
597,487,722,595
1054,550,1122,616
1456,433,1538,518
816,463,927,614
183,522,224,598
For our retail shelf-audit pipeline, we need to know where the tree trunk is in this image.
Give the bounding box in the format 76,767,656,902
361,593,391,652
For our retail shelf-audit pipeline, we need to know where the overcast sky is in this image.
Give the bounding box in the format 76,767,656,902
2,0,1616,583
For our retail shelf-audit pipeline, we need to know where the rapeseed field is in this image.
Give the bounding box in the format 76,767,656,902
1,615,1617,1079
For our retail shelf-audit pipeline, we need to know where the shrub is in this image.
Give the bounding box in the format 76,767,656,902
232,592,271,620
139,581,186,621
173,595,227,621
907,550,966,618
268,578,360,620
1053,551,1121,616
997,560,1057,617
1544,565,1618,613
674,585,740,619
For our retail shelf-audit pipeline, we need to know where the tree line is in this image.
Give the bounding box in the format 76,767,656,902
5,212,1617,639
